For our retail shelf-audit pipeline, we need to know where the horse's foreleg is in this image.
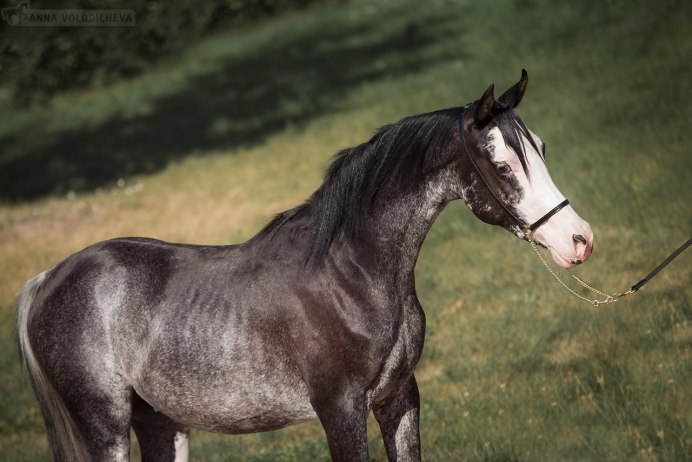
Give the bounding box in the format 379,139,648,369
313,392,369,462
373,375,421,462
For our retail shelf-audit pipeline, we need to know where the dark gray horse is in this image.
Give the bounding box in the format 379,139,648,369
17,71,593,462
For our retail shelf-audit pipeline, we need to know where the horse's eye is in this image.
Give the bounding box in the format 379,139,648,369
496,163,512,175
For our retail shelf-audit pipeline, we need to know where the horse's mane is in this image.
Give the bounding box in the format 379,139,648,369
254,103,536,265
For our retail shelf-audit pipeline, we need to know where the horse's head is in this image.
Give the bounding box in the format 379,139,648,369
457,70,593,268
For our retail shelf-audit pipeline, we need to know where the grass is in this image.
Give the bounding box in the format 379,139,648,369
1,0,690,460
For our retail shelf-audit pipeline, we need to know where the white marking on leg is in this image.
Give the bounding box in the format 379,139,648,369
174,432,189,462
394,408,418,459
111,447,129,462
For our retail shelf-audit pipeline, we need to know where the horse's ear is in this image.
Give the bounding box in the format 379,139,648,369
474,84,495,126
498,69,528,109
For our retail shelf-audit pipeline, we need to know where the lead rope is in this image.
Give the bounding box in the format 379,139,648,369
525,230,691,307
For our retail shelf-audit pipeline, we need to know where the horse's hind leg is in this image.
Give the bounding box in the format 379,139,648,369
43,371,133,462
25,317,133,460
71,384,133,461
131,394,190,462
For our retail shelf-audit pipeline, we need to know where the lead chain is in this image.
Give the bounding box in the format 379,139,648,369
525,230,634,307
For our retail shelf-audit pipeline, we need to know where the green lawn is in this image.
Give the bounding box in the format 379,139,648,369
0,0,690,460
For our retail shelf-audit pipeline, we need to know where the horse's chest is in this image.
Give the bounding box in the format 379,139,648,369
369,299,425,403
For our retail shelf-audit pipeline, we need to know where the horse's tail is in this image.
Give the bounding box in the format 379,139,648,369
17,270,87,462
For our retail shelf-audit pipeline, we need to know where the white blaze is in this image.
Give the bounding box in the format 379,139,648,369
487,127,593,268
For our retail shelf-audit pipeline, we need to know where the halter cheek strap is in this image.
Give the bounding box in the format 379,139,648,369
458,111,569,234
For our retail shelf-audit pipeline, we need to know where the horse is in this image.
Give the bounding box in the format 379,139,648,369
17,70,593,462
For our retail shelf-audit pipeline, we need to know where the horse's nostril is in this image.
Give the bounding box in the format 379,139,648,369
573,234,587,245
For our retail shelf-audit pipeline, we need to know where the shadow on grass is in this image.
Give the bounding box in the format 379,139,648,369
0,7,467,201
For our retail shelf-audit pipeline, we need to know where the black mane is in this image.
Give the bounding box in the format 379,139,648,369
255,104,537,264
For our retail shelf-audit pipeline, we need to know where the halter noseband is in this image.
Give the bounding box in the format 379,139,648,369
459,110,569,236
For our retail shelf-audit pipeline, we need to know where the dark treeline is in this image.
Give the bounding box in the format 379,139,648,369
0,0,339,106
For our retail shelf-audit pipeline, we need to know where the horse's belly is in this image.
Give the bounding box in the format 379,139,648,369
135,369,317,434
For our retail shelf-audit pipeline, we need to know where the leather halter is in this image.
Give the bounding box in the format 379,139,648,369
458,111,569,235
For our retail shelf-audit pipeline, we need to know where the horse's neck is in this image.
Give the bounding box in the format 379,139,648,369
255,165,457,286
340,176,453,284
